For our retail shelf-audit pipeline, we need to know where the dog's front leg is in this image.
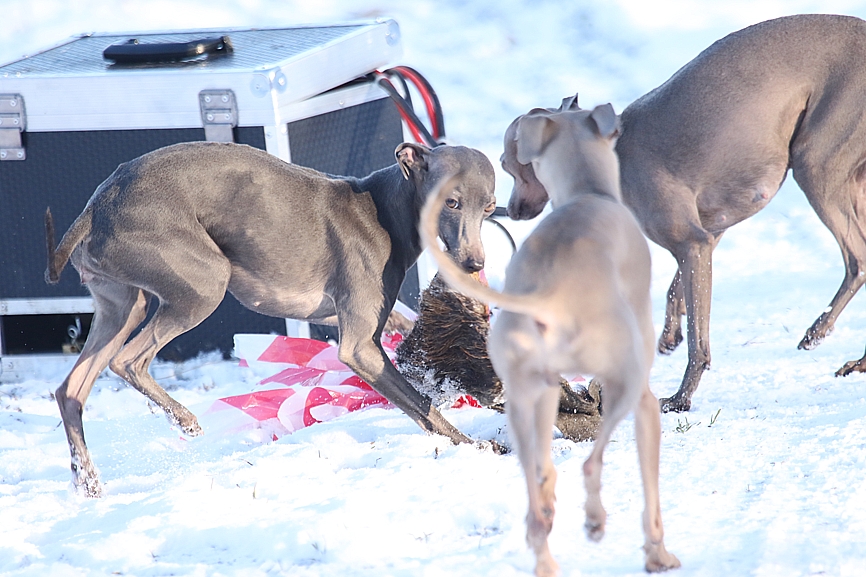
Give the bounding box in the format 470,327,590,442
337,329,471,445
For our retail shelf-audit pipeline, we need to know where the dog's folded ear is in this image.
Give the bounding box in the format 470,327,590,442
589,103,620,140
516,115,558,165
396,142,432,180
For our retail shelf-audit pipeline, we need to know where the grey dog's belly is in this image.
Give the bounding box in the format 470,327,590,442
227,268,335,321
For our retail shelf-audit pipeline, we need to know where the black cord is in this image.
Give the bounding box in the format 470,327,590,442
373,73,439,148
385,71,413,110
392,66,445,141
486,217,517,254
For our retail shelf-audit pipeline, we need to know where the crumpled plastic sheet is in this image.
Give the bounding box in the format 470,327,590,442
205,332,480,440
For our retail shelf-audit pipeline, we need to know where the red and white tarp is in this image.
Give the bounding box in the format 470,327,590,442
205,332,483,440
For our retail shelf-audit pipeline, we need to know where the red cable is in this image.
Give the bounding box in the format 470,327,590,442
377,72,426,143
376,70,438,146
395,66,440,140
399,107,425,144
392,65,441,140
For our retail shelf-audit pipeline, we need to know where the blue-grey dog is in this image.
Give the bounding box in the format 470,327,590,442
46,141,496,497
505,14,866,412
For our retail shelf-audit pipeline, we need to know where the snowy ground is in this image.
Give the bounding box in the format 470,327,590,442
3,1,866,576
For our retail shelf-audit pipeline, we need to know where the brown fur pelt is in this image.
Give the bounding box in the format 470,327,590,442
395,272,602,442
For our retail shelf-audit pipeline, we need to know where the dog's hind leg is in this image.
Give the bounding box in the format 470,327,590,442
502,366,561,577
658,232,723,356
659,234,716,413
109,299,226,435
657,269,685,355
634,385,680,572
108,252,232,436
56,282,148,497
796,179,866,354
582,387,633,543
534,379,562,577
583,333,646,543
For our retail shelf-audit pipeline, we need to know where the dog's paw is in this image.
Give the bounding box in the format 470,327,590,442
798,318,832,351
181,420,204,437
172,413,203,437
167,406,203,437
644,542,681,573
584,518,605,542
659,396,690,413
534,554,560,577
797,333,824,351
657,330,682,355
836,357,866,377
72,461,103,498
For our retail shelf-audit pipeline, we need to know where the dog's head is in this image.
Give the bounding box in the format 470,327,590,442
502,94,601,219
502,110,550,220
396,143,496,273
504,97,621,211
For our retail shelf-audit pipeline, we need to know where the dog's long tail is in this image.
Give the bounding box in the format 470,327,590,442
45,207,92,284
421,172,550,324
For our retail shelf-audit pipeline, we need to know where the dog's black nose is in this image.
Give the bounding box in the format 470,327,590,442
462,258,484,273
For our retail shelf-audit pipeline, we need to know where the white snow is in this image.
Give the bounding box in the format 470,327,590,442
3,1,866,576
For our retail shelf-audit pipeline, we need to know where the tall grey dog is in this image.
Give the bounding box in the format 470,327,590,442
45,140,496,497
422,106,679,576
505,14,866,412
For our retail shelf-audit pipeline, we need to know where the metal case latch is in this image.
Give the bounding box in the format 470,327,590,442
199,90,237,143
0,94,26,161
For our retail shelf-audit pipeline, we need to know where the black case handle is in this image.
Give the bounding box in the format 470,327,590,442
103,36,233,64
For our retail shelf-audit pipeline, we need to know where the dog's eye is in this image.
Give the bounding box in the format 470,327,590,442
485,201,496,213
445,198,460,210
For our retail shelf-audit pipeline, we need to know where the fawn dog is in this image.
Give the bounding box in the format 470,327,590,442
421,105,679,575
